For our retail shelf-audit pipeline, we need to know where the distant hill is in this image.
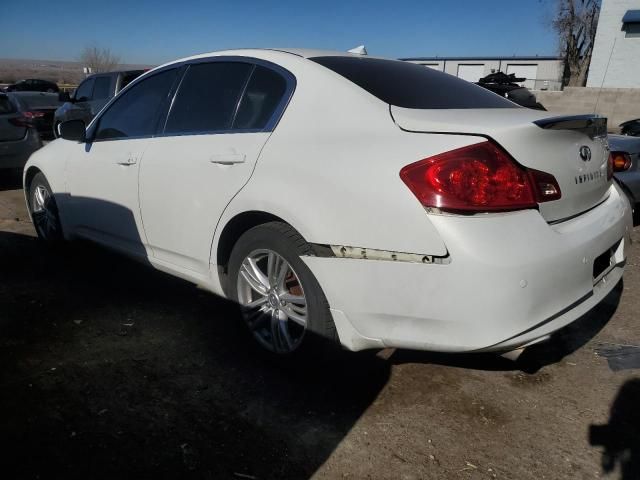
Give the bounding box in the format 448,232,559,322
0,58,155,85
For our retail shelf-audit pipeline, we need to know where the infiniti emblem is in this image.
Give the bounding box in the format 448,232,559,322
579,145,592,162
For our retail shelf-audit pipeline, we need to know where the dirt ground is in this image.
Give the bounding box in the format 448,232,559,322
1,173,639,480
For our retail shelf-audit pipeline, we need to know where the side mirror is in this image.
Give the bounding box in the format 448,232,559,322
58,91,71,102
59,119,86,142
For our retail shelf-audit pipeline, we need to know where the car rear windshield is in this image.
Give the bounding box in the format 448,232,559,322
17,94,60,109
310,56,517,109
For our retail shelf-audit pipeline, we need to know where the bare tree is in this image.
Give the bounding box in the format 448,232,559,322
551,0,601,87
79,46,121,74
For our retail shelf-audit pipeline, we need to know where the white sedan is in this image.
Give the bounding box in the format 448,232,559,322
24,49,633,357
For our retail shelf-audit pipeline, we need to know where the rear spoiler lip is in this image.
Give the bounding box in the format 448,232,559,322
533,114,607,140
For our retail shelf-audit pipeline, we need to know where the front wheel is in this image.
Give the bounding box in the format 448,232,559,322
28,173,63,242
228,222,338,356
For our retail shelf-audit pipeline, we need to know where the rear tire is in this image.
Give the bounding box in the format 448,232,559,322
228,222,338,358
28,173,63,243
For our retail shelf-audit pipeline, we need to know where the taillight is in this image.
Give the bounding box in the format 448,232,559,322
610,151,632,172
399,140,561,213
8,111,45,127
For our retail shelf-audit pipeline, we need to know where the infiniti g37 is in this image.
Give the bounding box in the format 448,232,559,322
23,49,633,357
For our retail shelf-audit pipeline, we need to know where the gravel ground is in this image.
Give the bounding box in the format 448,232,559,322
1,174,639,480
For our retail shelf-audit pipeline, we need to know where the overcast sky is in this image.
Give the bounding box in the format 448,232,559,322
1,0,558,64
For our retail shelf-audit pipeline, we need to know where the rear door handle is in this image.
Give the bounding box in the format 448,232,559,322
210,153,246,165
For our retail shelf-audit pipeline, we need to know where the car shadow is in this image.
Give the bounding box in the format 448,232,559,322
0,169,23,192
589,378,640,479
0,189,627,478
390,279,623,374
0,230,391,479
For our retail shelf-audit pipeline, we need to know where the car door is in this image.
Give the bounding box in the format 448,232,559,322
138,60,293,273
64,68,179,257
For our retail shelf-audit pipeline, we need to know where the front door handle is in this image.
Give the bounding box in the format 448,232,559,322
210,153,246,165
117,156,137,166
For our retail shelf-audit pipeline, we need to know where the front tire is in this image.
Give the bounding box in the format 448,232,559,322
28,173,63,243
228,222,338,356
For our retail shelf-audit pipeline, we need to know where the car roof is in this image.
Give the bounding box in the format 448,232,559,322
154,48,382,70
263,48,362,58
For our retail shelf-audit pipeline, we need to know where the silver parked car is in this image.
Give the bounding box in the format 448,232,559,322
0,93,42,171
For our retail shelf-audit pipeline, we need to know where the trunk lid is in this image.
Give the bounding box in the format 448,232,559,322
391,107,611,223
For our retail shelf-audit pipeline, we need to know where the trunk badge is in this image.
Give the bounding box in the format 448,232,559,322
579,146,592,162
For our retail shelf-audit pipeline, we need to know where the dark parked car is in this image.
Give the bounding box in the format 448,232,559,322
5,79,59,93
53,70,144,137
609,134,640,225
0,93,42,171
7,92,62,141
620,118,640,137
476,72,546,110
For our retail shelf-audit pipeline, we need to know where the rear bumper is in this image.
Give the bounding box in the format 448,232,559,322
0,129,41,170
303,184,633,352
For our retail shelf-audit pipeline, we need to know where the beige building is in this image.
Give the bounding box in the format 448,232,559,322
401,56,564,91
587,0,640,88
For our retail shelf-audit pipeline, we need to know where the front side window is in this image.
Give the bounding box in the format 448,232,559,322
233,65,287,130
94,69,178,141
92,76,112,100
75,78,94,102
164,62,252,135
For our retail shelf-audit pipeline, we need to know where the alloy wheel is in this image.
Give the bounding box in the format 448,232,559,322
236,249,308,353
31,184,60,240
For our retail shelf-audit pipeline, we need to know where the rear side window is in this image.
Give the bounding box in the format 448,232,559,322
310,56,516,109
233,65,287,130
93,76,112,100
75,78,94,102
94,69,178,140
164,62,253,135
0,96,16,114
